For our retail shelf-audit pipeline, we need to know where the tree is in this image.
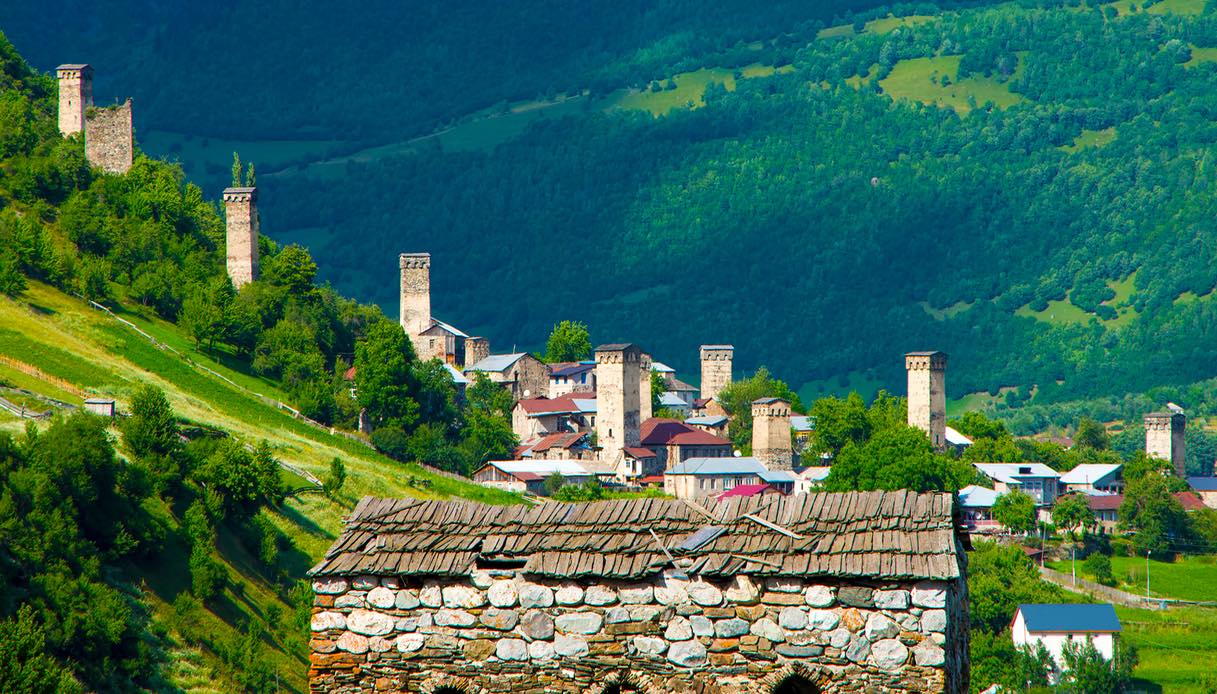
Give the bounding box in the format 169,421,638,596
968,541,1064,633
355,320,419,429
466,372,513,419
197,440,284,517
650,369,667,413
1119,472,1190,554
189,544,226,600
1059,637,1135,694
231,151,242,187
323,457,346,498
992,489,1037,535
809,391,870,456
460,409,517,470
1052,493,1096,539
716,367,804,452
825,425,972,493
544,320,591,363
1075,417,1110,450
1082,552,1113,584
544,472,565,496
122,384,180,460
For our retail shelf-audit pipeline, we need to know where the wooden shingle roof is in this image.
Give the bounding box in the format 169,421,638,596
309,491,962,582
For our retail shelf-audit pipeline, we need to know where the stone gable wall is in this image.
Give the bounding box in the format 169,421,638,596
85,100,133,174
309,571,967,693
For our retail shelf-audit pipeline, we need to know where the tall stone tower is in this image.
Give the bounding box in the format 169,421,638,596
700,345,733,401
1145,411,1186,477
752,397,793,470
399,253,432,356
223,187,259,288
639,352,653,423
85,99,134,174
465,336,490,368
596,344,642,464
56,64,93,136
906,351,947,449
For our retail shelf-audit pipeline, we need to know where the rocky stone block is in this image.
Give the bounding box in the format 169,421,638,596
871,638,909,670
804,585,835,607
347,610,394,636
585,585,618,606
664,617,693,641
912,581,946,608
529,640,556,661
749,618,785,643
776,644,824,658
724,575,760,604
519,583,554,609
605,607,631,623
845,635,871,663
913,641,946,666
352,575,379,590
667,640,708,667
806,609,840,631
874,589,910,610
690,615,714,637
496,639,529,661
487,581,518,608
312,611,346,632
419,585,442,608
634,636,667,655
921,609,947,633
313,577,349,595
337,631,370,654
688,582,724,606
433,609,476,628
555,583,585,606
335,593,364,608
520,610,555,640
367,586,396,609
778,607,807,630
554,634,589,657
555,612,603,634
765,577,804,593
479,608,519,631
656,585,689,605
837,586,875,608
619,586,655,604
441,585,486,609
395,589,420,610
865,614,900,641
714,618,750,638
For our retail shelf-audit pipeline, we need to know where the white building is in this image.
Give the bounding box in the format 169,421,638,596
1012,604,1121,672
793,466,832,495
974,463,1062,506
472,459,615,495
1060,464,1123,495
663,457,797,499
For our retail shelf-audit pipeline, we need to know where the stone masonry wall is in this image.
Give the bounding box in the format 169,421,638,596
85,100,133,174
309,571,966,693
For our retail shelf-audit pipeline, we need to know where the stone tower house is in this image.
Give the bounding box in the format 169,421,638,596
85,99,133,174
465,336,490,368
56,64,93,136
752,397,793,470
640,352,653,423
399,253,431,356
1145,411,1186,477
906,351,947,449
700,345,733,401
223,187,259,288
595,344,642,466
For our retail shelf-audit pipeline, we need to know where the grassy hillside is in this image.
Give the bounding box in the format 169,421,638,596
0,278,515,691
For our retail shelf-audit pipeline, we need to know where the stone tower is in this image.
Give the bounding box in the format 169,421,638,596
700,345,733,401
465,337,490,368
752,397,793,470
56,64,93,136
906,351,947,449
85,99,133,174
639,352,653,423
399,253,432,356
223,187,259,288
1145,411,1186,477
596,344,642,464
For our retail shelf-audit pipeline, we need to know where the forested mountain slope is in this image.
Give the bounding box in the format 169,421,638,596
7,1,1217,422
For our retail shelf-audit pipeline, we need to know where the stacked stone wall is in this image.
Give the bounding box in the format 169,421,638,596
84,100,133,174
309,571,966,693
700,347,733,402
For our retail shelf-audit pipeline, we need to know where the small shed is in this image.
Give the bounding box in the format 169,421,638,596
83,398,116,417
308,491,970,693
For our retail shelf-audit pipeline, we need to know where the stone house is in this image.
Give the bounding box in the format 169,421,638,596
972,464,1061,507
466,353,549,402
664,457,797,500
512,393,597,441
548,362,597,398
518,432,595,461
641,418,733,471
307,491,970,693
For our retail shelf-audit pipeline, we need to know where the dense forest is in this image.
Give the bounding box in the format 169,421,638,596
12,1,1217,425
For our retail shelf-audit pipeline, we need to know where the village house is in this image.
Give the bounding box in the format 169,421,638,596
1011,604,1121,675
1087,495,1122,534
793,467,832,495
957,486,1002,534
1186,477,1217,509
512,393,597,441
641,418,733,470
517,432,595,461
466,352,549,401
663,457,797,499
684,414,729,438
472,459,615,495
973,463,1061,507
307,491,970,693
715,483,783,501
943,427,972,456
659,392,693,415
548,362,597,398
1059,464,1123,496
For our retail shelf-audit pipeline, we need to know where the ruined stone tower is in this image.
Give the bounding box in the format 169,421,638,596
465,336,490,368
596,344,642,465
56,64,93,136
639,352,653,423
85,99,133,174
223,187,259,288
700,345,733,401
399,253,432,356
1145,411,1186,477
752,397,793,470
906,351,947,449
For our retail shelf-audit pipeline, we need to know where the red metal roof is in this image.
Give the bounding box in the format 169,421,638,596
1087,495,1123,511
640,418,731,447
516,392,596,415
624,447,657,459
512,471,544,482
716,484,774,500
638,475,665,485
530,432,587,453
343,365,357,381
1175,491,1207,511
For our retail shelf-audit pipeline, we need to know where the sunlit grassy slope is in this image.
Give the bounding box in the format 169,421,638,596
878,55,1024,113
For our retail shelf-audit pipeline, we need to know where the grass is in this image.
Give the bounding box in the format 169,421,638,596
878,55,1024,114
1104,0,1207,15
1060,126,1117,153
603,63,793,116
1047,554,1217,603
817,14,936,39
798,370,887,404
1014,273,1140,328
1184,45,1217,67
919,300,973,321
1175,287,1215,305
1115,605,1217,693
947,387,1020,417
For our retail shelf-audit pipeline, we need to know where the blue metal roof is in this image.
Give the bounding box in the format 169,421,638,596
467,353,527,373
1017,604,1121,633
667,457,767,476
660,392,689,408
685,415,728,426
1188,476,1217,492
758,470,798,483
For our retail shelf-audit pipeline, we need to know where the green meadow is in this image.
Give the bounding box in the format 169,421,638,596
878,55,1025,113
1061,126,1117,152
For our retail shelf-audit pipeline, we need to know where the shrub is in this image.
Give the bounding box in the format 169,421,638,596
1083,553,1114,585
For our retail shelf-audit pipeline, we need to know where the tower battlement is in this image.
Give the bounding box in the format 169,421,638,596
56,64,93,136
